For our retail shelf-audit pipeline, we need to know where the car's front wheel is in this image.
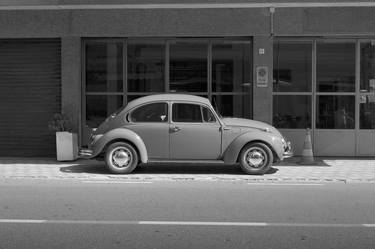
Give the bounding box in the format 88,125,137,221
239,142,273,175
105,142,138,174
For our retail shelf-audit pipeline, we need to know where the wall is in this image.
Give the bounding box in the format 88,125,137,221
252,36,273,124
61,37,81,142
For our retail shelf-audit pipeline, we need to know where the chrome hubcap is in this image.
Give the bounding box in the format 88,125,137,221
111,147,132,168
245,148,266,168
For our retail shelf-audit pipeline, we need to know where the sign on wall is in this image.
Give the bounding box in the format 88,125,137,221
256,66,268,87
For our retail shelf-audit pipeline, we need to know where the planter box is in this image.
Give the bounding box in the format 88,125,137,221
56,131,78,161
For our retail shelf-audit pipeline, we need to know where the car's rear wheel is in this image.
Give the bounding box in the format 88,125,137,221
239,142,273,175
105,142,138,174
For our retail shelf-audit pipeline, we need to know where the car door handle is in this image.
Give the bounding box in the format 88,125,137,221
170,126,181,133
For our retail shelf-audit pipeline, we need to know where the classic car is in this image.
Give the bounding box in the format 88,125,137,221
79,94,292,175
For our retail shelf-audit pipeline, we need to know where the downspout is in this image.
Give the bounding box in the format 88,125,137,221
269,6,275,36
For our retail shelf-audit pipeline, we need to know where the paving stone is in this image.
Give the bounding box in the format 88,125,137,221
0,157,375,182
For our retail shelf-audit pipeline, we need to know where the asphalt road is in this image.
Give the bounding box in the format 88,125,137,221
0,179,374,249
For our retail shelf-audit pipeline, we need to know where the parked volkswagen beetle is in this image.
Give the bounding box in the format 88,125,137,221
80,94,292,175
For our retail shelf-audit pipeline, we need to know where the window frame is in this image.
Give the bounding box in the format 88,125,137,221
273,38,359,131
82,37,253,144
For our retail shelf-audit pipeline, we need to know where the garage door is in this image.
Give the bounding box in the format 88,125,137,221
0,39,61,157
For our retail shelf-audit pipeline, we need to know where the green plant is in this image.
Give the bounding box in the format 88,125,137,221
48,113,73,132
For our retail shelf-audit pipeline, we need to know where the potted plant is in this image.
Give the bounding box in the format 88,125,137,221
48,113,78,161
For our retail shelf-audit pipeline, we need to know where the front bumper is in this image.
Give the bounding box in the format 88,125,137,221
283,141,293,158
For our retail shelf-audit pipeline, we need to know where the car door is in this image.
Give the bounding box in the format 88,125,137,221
126,102,169,159
169,102,222,160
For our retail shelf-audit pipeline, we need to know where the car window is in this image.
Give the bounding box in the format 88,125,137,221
130,102,168,123
202,106,216,123
172,103,202,122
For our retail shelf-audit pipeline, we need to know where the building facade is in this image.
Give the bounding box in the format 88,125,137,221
0,0,375,157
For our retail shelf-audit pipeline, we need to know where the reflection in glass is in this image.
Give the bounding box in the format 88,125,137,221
212,42,251,92
86,95,123,128
360,42,375,92
316,96,355,129
317,42,355,92
273,95,311,128
212,95,252,119
170,42,207,92
128,43,165,92
360,95,375,129
86,42,123,92
273,42,312,92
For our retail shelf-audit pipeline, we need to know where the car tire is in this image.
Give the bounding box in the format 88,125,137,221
105,142,138,174
239,142,273,175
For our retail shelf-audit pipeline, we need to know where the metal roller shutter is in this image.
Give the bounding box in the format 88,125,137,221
0,39,61,157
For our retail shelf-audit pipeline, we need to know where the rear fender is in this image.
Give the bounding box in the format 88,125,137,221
91,128,148,163
223,131,283,164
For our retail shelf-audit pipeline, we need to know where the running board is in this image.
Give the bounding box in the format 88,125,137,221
147,160,225,164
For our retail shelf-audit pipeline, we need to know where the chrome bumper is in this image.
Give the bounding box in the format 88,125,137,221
78,148,93,158
283,141,293,158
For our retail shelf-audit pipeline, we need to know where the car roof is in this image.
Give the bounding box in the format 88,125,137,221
123,94,212,112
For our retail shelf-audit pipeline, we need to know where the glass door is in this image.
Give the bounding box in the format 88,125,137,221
314,40,356,156
358,41,375,155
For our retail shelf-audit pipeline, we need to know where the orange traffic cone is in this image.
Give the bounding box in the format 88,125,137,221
299,128,315,165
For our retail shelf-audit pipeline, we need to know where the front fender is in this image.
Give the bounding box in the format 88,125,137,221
91,128,148,163
223,131,284,164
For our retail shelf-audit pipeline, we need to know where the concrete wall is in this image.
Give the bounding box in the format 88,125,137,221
0,8,270,38
252,36,273,124
1,6,375,37
61,37,81,142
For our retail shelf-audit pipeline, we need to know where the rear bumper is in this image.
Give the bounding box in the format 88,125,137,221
78,148,94,159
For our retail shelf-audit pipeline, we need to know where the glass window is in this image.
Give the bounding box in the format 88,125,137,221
130,103,168,123
317,42,355,92
212,42,251,92
172,103,202,122
273,95,311,128
273,42,312,92
316,96,355,129
360,42,375,92
85,42,123,92
127,43,165,92
86,95,123,128
202,106,216,123
212,95,252,119
170,42,207,92
360,95,375,129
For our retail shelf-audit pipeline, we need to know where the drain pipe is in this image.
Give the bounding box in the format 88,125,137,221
269,6,275,36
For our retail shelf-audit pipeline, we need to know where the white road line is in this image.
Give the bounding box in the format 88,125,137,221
0,219,374,228
247,183,325,186
363,224,375,227
139,221,267,226
0,219,46,224
82,181,153,184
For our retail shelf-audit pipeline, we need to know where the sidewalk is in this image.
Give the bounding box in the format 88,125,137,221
0,157,375,183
